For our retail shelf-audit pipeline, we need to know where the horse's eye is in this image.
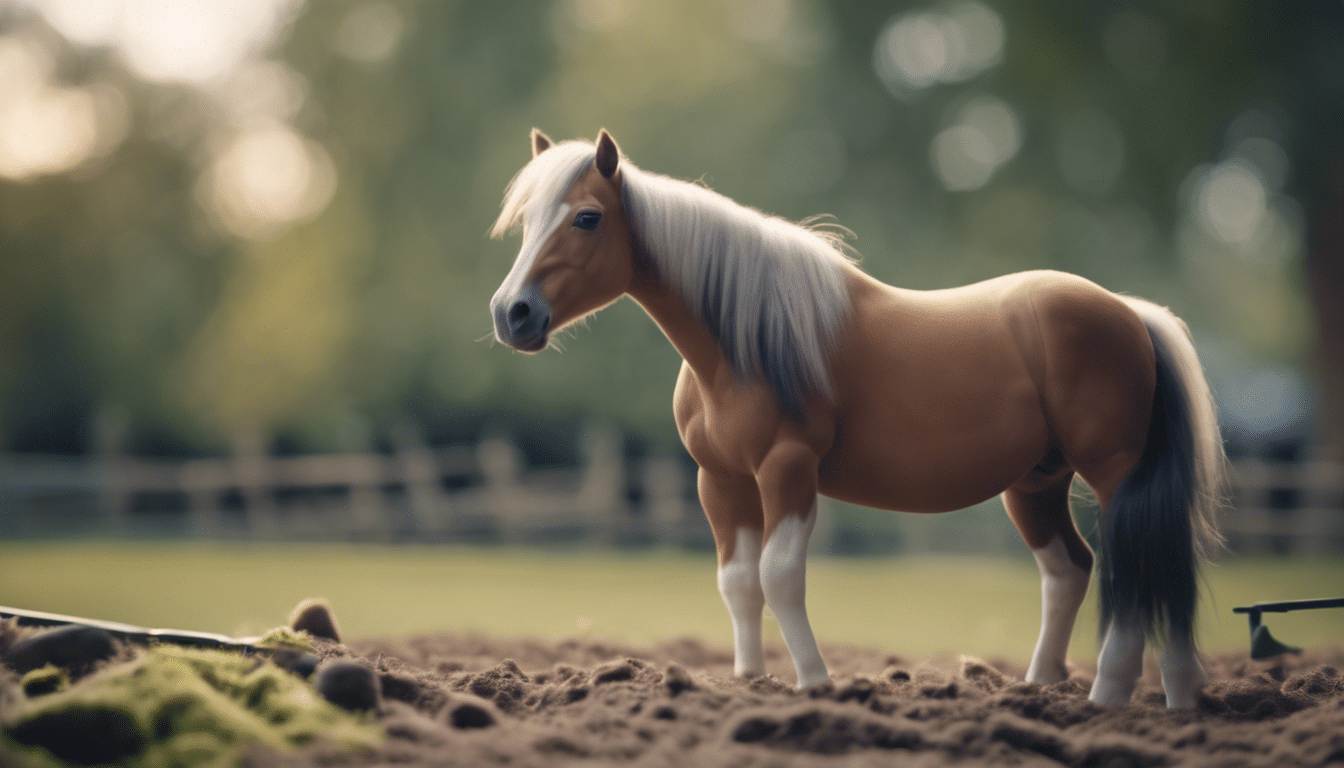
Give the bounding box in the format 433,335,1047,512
573,211,601,231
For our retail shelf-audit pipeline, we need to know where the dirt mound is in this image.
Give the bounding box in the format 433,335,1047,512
3,617,1344,767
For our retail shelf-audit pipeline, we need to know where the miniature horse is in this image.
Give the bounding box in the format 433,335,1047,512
489,129,1226,708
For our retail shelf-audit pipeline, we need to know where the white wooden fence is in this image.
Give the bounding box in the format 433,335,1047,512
0,424,713,547
1222,459,1344,555
0,435,1340,554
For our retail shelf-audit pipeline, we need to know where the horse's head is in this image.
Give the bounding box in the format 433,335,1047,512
488,128,634,352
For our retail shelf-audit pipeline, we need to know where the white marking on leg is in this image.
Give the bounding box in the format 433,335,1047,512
1025,536,1090,685
759,506,829,689
1090,618,1145,706
717,527,765,677
1159,632,1205,708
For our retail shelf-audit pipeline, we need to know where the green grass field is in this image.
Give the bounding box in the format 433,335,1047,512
2,542,1341,662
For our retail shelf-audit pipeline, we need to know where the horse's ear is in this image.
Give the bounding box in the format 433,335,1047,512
595,129,620,178
531,128,552,157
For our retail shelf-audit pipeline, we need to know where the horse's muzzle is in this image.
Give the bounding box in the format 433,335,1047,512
491,285,551,351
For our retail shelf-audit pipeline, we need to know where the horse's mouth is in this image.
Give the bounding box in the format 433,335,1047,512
514,333,548,353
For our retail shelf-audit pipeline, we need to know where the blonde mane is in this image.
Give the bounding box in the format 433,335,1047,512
493,140,854,417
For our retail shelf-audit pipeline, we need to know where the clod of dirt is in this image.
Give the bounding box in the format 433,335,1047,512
987,714,1072,763
663,663,694,696
1284,666,1342,697
1,625,116,675
289,599,342,643
730,706,926,754
1201,673,1316,720
960,656,1011,692
592,659,650,685
4,703,144,765
19,665,66,697
446,699,496,729
270,649,320,680
463,659,530,713
314,660,381,712
882,665,912,682
831,678,876,704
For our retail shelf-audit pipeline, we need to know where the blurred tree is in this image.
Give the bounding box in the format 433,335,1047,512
0,0,1325,459
1275,2,1344,459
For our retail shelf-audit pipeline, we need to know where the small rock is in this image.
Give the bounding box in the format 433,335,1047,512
289,599,342,643
314,660,380,712
2,626,116,675
269,649,320,680
447,701,496,729
591,660,636,685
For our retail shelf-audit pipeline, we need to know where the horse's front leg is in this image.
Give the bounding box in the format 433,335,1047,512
757,442,830,689
700,469,767,677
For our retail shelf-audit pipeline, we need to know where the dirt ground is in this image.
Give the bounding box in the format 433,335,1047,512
4,618,1344,767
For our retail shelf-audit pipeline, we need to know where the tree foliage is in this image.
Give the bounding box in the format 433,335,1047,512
0,1,1324,455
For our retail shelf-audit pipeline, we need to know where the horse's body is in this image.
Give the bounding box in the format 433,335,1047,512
489,130,1226,708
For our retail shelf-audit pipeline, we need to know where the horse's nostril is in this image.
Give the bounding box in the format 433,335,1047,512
507,300,531,328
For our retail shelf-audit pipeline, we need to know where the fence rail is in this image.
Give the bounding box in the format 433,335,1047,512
1223,459,1344,555
1,436,1340,554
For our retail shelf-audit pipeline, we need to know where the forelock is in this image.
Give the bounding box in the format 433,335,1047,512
490,141,596,239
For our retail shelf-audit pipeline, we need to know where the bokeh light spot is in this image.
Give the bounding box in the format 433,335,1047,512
874,1,1003,98
0,37,115,180
930,95,1020,192
201,124,337,241
1197,160,1267,245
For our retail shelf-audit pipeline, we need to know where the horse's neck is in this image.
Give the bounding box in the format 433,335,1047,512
625,257,725,384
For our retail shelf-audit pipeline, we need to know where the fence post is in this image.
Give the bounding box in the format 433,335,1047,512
179,459,228,538
1299,460,1344,555
578,421,624,542
640,454,690,546
478,431,523,542
391,420,448,538
94,408,131,535
230,429,278,539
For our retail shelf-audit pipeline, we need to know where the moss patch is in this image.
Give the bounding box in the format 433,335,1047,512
1,645,381,766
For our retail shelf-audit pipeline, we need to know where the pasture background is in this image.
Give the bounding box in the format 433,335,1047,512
3,542,1342,662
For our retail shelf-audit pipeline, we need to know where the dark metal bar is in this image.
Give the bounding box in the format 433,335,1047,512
1233,597,1344,614
0,605,259,652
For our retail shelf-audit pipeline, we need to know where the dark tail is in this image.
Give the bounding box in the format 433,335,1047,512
1100,298,1227,646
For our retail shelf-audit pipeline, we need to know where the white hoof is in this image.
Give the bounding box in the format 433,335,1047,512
1088,678,1135,707
1025,661,1069,686
796,672,831,690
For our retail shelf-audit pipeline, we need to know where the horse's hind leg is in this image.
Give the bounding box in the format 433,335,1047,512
1158,629,1204,708
1003,471,1093,685
700,470,766,677
1092,618,1146,706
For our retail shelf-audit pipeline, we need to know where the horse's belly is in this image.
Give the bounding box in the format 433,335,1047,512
817,392,1050,513
818,442,1044,512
